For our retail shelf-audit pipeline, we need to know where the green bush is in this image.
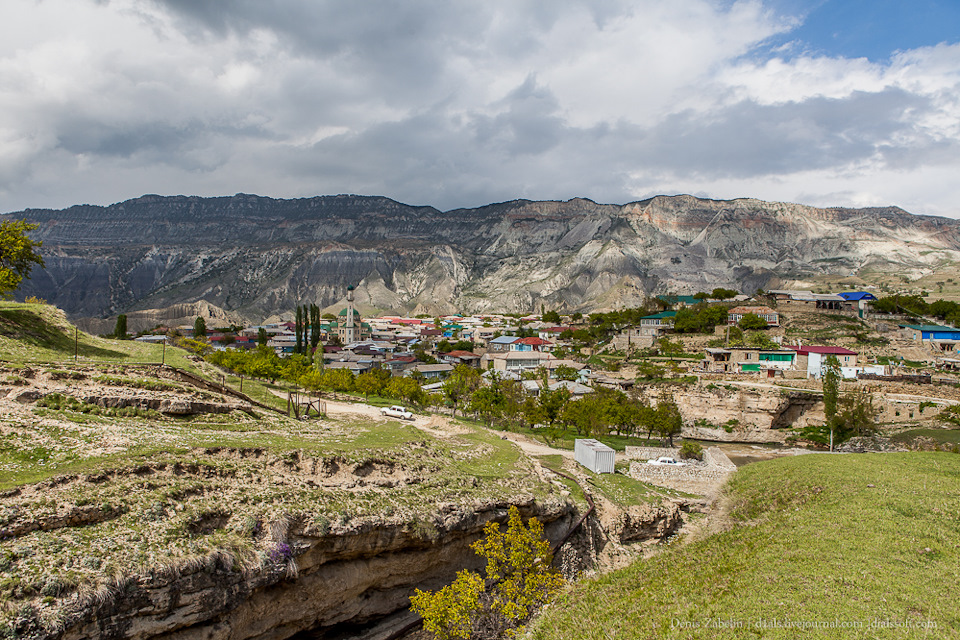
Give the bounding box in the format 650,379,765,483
679,441,703,460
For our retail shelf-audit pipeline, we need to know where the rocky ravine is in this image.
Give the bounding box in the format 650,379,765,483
1,366,686,640
7,193,960,325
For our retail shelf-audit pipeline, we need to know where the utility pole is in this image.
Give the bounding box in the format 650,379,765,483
161,340,166,366
74,328,79,362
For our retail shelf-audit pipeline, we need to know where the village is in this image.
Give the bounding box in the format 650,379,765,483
134,287,960,386
114,285,960,457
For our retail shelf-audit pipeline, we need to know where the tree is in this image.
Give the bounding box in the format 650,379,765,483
835,388,879,439
193,316,207,341
319,368,355,392
410,505,564,640
657,336,686,358
443,364,482,417
711,287,738,300
295,305,303,354
354,371,384,398
0,220,44,299
310,304,321,351
541,309,562,324
653,398,683,446
257,327,268,347
553,364,579,381
822,355,841,424
113,314,128,339
737,313,768,331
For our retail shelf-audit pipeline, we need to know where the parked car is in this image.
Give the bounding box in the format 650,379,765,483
380,405,414,420
647,456,686,466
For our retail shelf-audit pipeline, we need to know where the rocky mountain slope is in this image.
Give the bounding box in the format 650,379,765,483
5,193,960,322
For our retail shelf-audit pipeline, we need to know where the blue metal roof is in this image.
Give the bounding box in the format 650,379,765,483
837,292,877,301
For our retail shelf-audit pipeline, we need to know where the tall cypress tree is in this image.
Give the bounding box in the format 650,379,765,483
310,304,321,350
295,306,303,354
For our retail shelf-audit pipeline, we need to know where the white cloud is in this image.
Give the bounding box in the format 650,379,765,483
0,0,958,217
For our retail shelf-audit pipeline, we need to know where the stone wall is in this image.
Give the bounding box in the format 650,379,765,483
628,447,736,494
623,446,678,461
704,447,737,470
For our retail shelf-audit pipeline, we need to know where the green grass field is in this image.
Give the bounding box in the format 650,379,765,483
532,453,960,639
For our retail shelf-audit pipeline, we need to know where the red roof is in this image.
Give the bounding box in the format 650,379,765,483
517,337,553,346
788,346,858,356
446,350,479,358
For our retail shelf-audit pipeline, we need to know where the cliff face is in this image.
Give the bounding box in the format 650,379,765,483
7,193,960,319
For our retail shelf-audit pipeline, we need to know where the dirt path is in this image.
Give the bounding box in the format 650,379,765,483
497,431,574,459
285,392,575,458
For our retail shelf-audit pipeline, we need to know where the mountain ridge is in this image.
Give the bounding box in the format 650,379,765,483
4,193,958,322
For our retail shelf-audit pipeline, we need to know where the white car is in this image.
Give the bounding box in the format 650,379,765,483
380,405,414,420
647,456,686,466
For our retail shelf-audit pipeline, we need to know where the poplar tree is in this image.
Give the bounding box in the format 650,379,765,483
114,314,127,339
295,306,303,354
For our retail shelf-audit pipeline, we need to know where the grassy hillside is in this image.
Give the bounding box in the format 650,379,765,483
0,301,290,411
532,453,960,639
0,301,185,366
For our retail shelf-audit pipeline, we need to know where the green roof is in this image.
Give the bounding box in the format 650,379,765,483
337,308,361,318
657,295,701,305
900,324,957,332
643,311,677,320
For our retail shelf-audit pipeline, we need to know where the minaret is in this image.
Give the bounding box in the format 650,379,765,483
345,285,355,344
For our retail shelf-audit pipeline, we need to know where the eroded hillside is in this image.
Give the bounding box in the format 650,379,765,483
8,193,960,322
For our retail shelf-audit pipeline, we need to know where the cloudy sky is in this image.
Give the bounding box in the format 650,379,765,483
1,0,959,217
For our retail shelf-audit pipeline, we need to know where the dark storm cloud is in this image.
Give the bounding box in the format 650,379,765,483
1,0,958,216
637,89,939,179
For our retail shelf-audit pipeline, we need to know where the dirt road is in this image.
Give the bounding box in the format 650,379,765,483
301,394,573,458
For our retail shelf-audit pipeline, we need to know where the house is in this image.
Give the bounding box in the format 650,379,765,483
899,324,960,352
639,311,676,337
512,337,553,352
727,306,780,327
383,354,417,376
481,351,557,373
519,378,593,398
405,363,455,380
440,350,482,367
703,347,796,374
766,290,844,310
487,335,519,352
325,360,375,374
787,345,859,379
547,380,594,397
837,291,877,318
537,326,572,341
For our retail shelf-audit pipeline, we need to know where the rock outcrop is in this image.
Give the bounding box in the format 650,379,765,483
7,193,960,322
54,500,581,640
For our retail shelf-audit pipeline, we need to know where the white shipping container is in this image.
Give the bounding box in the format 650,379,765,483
574,439,615,474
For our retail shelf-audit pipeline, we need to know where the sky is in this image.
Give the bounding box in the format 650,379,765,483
1,0,959,217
